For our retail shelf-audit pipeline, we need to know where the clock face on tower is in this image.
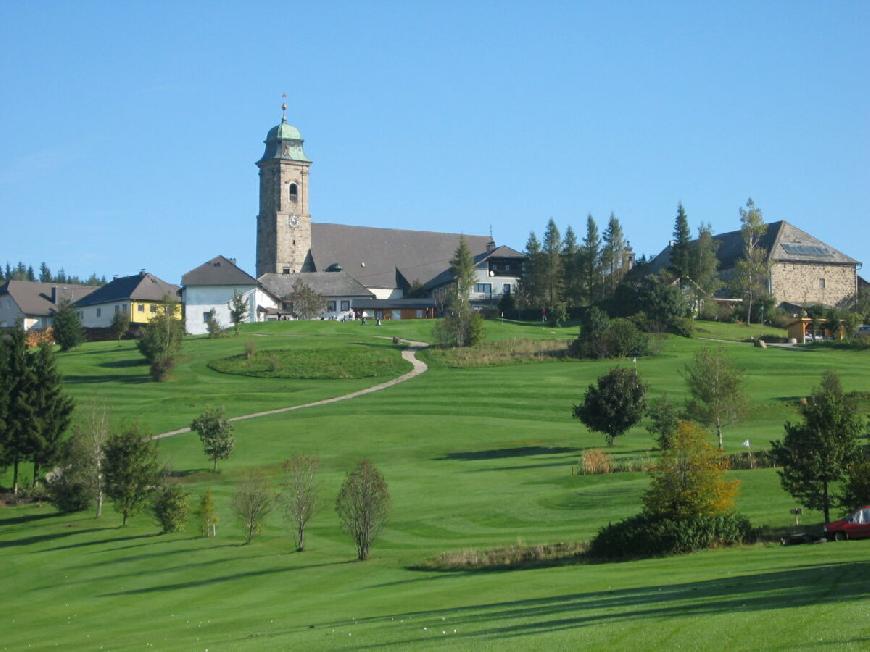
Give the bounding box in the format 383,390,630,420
288,214,299,228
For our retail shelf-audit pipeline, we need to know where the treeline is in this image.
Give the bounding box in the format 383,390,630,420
1,261,106,286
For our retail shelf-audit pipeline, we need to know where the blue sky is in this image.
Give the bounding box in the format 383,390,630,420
1,2,868,283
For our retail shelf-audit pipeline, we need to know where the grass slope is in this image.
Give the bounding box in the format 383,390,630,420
1,319,868,650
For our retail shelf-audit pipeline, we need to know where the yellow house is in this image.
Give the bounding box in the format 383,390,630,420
74,271,182,329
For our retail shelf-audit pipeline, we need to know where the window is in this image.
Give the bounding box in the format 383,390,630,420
149,304,157,313
503,283,511,295
327,301,337,312
114,304,120,314
137,304,145,312
289,183,298,201
474,283,492,297
96,308,101,318
203,312,212,323
819,278,826,289
340,300,350,311
416,310,424,318
392,310,401,320
283,267,291,275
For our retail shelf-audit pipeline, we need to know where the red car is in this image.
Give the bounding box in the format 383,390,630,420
825,506,870,541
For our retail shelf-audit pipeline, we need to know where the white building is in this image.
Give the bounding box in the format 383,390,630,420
0,280,98,330
258,270,374,320
181,256,278,335
429,245,526,308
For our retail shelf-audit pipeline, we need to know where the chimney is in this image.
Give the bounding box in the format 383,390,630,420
50,286,57,304
486,239,496,254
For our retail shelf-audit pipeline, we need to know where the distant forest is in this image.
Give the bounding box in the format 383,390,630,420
1,261,106,286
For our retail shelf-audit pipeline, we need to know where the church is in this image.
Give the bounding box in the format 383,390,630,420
252,107,523,315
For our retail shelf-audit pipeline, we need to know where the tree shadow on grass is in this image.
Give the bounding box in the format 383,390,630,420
0,527,108,549
101,559,357,596
99,358,148,369
0,511,65,527
62,373,150,385
437,446,578,462
40,531,160,552
328,560,870,648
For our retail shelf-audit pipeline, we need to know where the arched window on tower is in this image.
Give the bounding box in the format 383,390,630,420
289,183,298,202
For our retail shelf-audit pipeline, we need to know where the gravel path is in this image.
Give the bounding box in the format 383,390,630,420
153,339,429,440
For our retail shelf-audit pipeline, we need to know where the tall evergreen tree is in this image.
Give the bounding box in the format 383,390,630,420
518,231,544,310
26,266,35,281
562,225,582,308
433,236,482,347
580,215,601,304
541,218,563,310
0,328,38,494
1,262,9,282
733,198,768,325
53,299,85,351
601,213,626,296
30,343,75,484
668,203,692,281
689,223,720,294
38,263,52,283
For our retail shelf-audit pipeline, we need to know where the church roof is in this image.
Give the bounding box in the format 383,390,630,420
648,220,859,274
75,272,180,307
258,271,375,299
182,256,258,287
308,223,492,289
0,280,99,317
258,119,311,164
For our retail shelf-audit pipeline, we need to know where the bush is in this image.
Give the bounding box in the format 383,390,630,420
579,449,613,474
569,309,648,359
153,483,189,533
588,512,751,559
669,317,694,338
45,469,91,513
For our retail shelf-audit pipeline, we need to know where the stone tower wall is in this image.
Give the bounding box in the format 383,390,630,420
256,158,311,277
769,261,857,307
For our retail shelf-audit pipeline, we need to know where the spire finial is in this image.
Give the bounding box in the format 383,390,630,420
281,93,288,123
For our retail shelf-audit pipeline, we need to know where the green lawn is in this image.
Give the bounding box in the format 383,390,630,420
1,319,868,650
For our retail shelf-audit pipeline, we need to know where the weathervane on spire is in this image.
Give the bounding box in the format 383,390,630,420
281,93,288,123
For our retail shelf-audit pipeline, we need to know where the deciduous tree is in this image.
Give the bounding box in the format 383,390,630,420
643,421,739,519
103,427,161,526
733,198,768,325
279,454,319,552
646,396,681,450
191,407,235,472
153,482,189,534
335,460,390,560
770,371,863,523
233,471,273,544
137,296,183,381
573,368,647,446
684,347,746,449
110,310,130,343
288,279,325,319
228,291,248,336
196,488,219,537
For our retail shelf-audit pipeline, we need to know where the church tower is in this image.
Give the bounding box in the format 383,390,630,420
256,103,312,277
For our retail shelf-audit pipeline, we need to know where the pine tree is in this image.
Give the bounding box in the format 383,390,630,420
2,262,10,282
39,263,52,283
434,236,482,347
0,328,38,494
518,231,543,311
541,219,563,310
580,215,601,304
601,213,626,296
668,203,692,281
30,343,75,485
562,225,581,307
26,266,35,281
53,299,85,351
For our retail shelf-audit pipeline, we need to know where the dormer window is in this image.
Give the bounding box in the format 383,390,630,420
289,183,298,202
283,267,291,275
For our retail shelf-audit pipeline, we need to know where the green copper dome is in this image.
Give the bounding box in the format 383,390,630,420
258,119,311,164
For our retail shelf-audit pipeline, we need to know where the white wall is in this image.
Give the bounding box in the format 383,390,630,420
79,303,126,328
370,287,403,300
469,268,518,303
0,294,25,329
183,284,265,335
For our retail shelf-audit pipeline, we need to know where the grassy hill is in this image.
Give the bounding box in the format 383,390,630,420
1,319,868,650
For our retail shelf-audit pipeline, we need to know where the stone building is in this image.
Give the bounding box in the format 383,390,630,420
253,110,519,307
649,220,861,308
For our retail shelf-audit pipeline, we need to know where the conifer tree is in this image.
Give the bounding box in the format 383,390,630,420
0,328,38,494
518,231,544,311
561,225,582,307
434,236,482,347
601,213,626,296
689,223,720,296
580,215,601,304
53,298,84,351
541,219,563,310
30,343,75,485
39,263,52,283
668,203,692,281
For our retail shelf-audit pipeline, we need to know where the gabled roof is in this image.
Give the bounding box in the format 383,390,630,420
308,223,492,289
423,244,525,291
75,272,180,307
485,245,525,259
258,271,375,299
648,220,860,274
182,256,258,287
0,280,99,317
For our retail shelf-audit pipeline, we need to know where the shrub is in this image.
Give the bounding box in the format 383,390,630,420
579,449,613,474
670,317,694,338
244,340,256,360
840,458,870,511
569,310,648,359
588,512,751,559
153,483,189,534
45,468,91,512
